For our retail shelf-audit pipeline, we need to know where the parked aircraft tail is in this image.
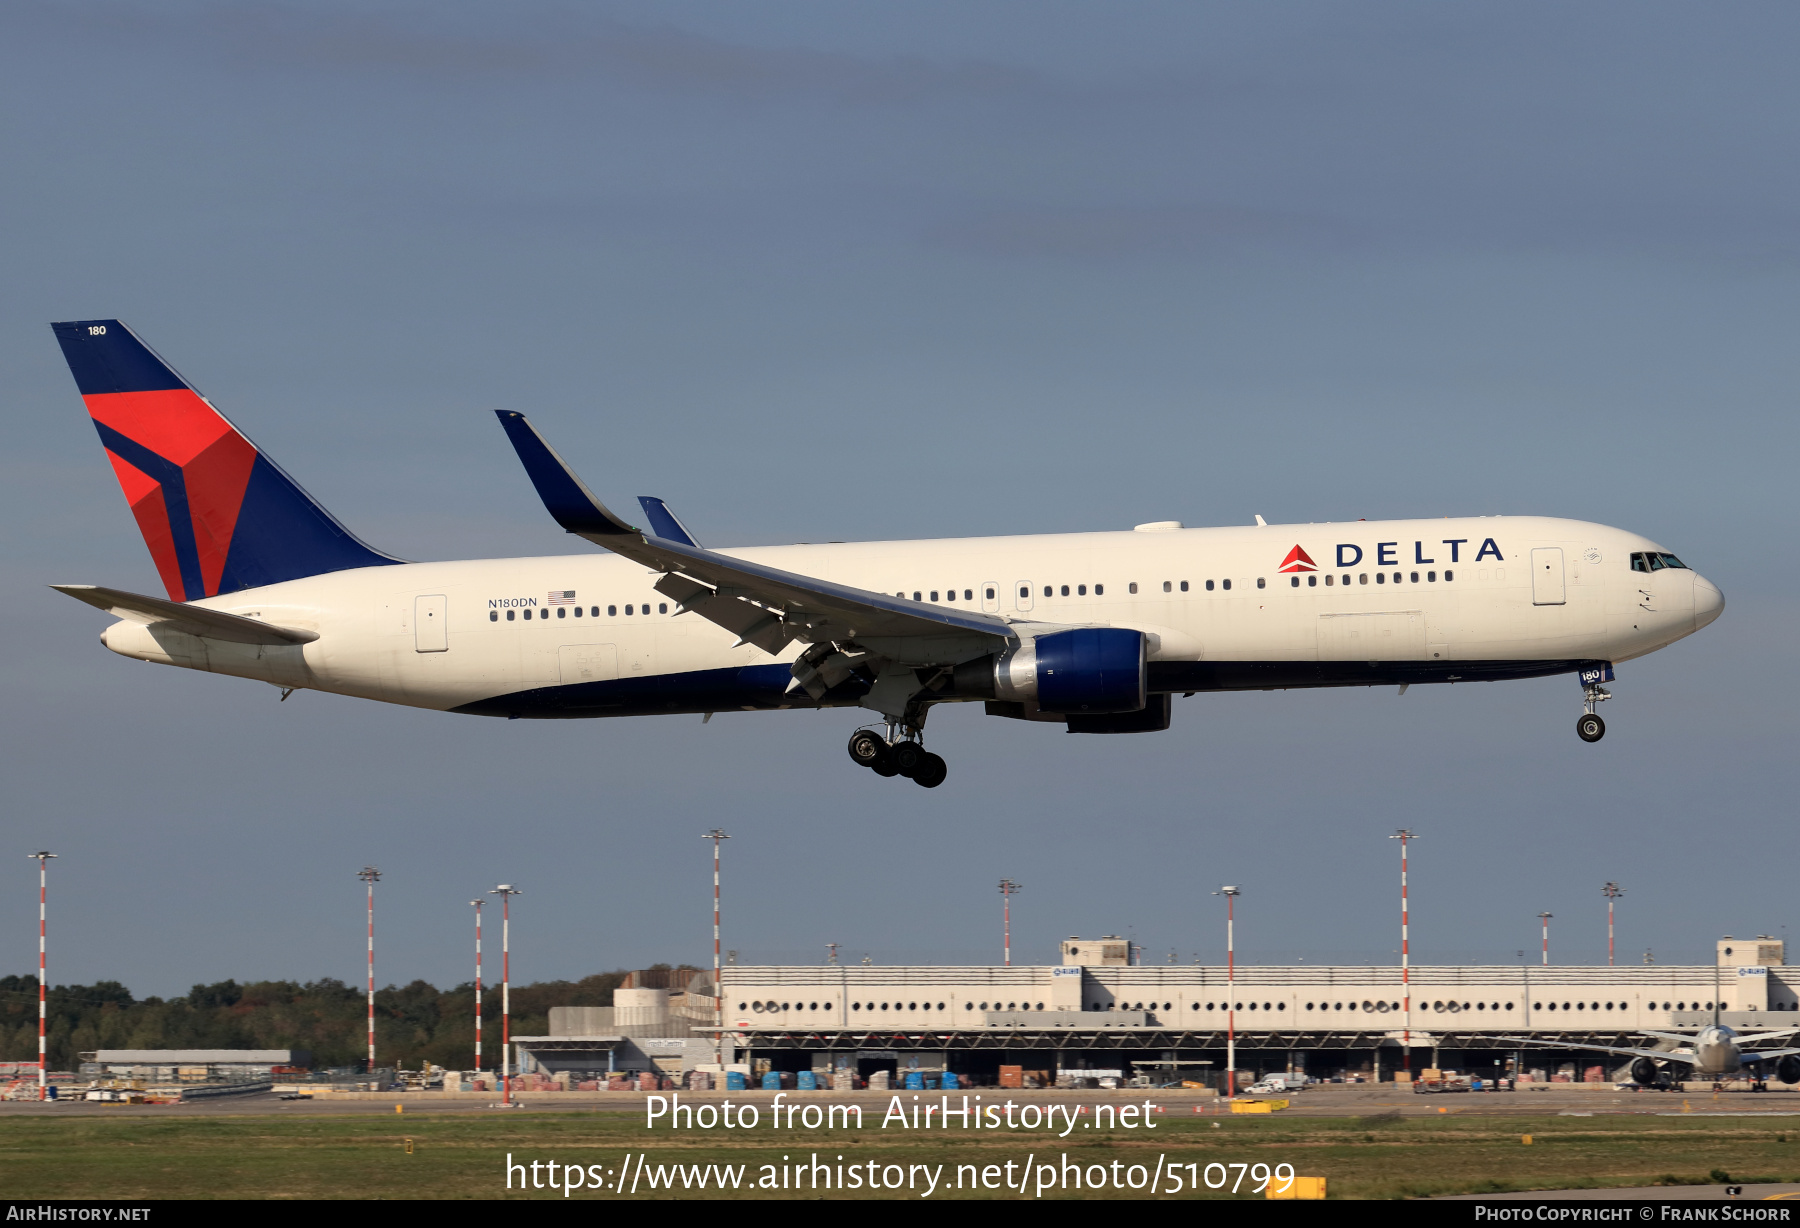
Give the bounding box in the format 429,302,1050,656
51,320,401,601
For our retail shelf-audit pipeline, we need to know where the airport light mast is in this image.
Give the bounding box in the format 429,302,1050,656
490,884,521,1105
358,866,380,1075
703,830,729,1075
1214,886,1241,1099
998,879,1022,967
1602,883,1623,966
29,852,55,1100
1538,912,1554,965
1390,829,1418,1079
470,900,484,1074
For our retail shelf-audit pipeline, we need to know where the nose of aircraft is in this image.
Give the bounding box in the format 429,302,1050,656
1694,575,1725,630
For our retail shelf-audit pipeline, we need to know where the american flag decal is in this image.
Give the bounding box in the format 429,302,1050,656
547,590,577,605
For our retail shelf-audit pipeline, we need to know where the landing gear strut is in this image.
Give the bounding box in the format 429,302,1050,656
846,727,946,788
1577,681,1610,743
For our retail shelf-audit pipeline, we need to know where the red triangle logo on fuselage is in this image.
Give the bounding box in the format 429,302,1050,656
1279,544,1317,573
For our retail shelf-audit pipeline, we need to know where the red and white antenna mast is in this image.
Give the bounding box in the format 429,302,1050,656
703,830,730,1073
1602,883,1623,967
29,852,55,1101
1538,912,1554,965
470,899,484,1073
490,884,521,1105
998,879,1022,967
357,866,381,1074
1213,885,1241,1099
1390,829,1418,1079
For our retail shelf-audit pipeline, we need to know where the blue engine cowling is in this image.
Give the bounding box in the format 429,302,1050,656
1001,627,1145,714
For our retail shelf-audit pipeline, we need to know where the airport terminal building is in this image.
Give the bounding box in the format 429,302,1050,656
518,936,1796,1085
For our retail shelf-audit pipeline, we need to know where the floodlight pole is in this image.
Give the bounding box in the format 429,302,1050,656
1538,912,1554,965
357,867,381,1075
998,879,1021,967
491,885,521,1104
1390,830,1418,1078
1215,886,1240,1098
1602,883,1623,966
471,900,484,1073
703,830,729,1073
29,852,55,1100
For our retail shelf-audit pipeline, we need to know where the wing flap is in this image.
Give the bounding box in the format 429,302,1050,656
53,583,319,645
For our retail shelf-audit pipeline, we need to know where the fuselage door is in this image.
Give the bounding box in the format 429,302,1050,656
981,582,1001,614
414,594,448,652
1014,581,1034,613
1531,548,1566,606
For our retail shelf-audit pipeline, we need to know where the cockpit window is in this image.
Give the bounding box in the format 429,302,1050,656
1631,551,1689,573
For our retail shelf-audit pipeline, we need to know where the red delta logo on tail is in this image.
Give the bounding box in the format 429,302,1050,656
51,319,401,601
1278,545,1317,573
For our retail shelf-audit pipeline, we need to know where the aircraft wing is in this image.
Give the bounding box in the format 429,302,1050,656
1741,1047,1800,1064
1488,1036,1696,1066
51,584,319,645
496,411,1016,656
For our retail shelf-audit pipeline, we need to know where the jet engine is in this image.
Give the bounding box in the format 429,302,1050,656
1778,1055,1800,1086
1630,1057,1661,1086
985,628,1147,714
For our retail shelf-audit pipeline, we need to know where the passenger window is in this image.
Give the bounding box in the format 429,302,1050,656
1359,574,1368,585
625,605,633,615
1094,583,1103,595
913,591,922,601
557,607,566,618
1308,575,1317,587
590,606,599,617
1018,587,1028,599
1162,581,1171,593
1060,585,1069,596
659,603,668,613
985,587,994,600
1427,571,1436,582
607,605,617,616
506,609,515,621
1376,573,1386,584
1444,571,1453,581
1077,584,1086,596
573,606,582,617
1409,572,1418,583
1221,579,1231,591
1257,577,1266,589
1325,575,1334,586
930,591,939,602
1393,572,1402,584
1290,576,1299,587
1128,582,1138,594
489,611,498,622
524,608,533,619
964,589,973,600
1043,586,1052,597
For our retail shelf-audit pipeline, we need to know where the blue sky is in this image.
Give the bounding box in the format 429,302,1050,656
2,2,1795,995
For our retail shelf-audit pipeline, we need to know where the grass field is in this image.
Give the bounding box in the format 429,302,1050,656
5,1111,1800,1199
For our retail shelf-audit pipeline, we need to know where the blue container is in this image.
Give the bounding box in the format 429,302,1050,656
903,1070,926,1090
797,1071,818,1091
762,1072,781,1090
940,1072,959,1090
725,1072,747,1091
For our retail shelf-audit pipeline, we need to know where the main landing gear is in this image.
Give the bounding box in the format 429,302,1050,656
1577,681,1611,743
847,727,947,788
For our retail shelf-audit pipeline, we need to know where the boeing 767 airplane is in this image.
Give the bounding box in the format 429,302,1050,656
50,320,1725,787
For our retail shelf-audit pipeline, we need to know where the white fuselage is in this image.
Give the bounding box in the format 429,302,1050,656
92,515,1723,718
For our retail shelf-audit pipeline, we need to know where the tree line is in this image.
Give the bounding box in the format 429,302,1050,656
0,968,679,1071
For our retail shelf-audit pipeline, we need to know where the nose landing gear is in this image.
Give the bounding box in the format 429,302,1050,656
846,727,946,788
1577,683,1610,743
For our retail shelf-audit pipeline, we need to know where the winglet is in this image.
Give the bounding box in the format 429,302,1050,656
637,497,702,548
493,411,638,538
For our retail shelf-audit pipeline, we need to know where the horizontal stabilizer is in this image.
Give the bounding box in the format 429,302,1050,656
52,584,318,645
